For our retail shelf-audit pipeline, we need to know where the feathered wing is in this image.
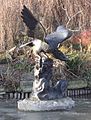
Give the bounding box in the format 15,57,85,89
44,25,72,49
21,5,38,37
51,49,69,61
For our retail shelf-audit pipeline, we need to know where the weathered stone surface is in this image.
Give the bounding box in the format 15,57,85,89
20,81,33,92
87,81,91,88
18,97,75,111
19,71,34,92
21,72,34,81
68,80,87,89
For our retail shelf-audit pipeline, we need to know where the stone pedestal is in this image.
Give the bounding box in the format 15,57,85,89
18,97,75,111
17,49,75,112
17,57,75,111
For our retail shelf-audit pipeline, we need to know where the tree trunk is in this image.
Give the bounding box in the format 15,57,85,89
0,0,91,52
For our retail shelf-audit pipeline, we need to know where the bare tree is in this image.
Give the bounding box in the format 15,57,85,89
0,0,91,52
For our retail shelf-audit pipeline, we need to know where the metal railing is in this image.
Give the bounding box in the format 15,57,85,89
2,88,91,99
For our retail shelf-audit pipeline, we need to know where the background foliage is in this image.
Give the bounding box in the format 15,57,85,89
0,0,91,91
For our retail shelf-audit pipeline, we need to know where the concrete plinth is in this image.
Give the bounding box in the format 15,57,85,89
18,97,75,111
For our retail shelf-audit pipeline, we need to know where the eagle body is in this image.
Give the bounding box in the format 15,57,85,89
21,5,72,61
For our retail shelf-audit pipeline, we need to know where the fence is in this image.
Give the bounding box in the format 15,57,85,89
1,88,91,100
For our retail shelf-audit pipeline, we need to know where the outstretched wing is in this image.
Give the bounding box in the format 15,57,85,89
52,49,69,61
45,25,72,50
21,5,38,37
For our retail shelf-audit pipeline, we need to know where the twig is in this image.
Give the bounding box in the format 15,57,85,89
59,3,84,32
66,10,83,28
39,21,47,39
85,1,91,6
66,69,80,78
63,62,80,78
8,46,16,53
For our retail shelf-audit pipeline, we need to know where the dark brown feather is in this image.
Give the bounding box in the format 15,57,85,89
21,5,38,37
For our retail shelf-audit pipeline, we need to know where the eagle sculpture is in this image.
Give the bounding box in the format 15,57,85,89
21,5,72,61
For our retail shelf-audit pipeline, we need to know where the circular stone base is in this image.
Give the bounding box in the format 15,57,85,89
18,97,75,111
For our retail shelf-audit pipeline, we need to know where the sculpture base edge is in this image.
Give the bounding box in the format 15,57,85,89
17,97,75,111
